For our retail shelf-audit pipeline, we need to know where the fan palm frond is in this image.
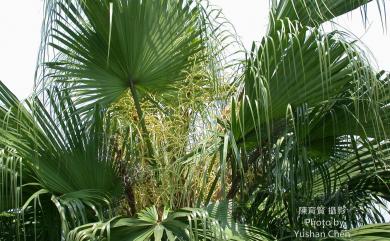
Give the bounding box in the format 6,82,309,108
0,81,121,237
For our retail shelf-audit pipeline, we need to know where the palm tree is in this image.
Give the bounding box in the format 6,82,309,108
1,0,390,240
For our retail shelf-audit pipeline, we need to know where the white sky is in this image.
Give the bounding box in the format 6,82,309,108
0,1,389,100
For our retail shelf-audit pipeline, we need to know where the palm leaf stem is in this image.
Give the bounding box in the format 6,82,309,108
128,78,155,167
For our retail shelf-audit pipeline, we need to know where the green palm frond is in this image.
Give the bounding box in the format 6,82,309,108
340,224,390,240
45,0,206,109
225,14,389,237
66,206,216,241
308,70,390,143
0,81,121,237
67,205,274,241
206,200,276,241
271,0,386,27
0,149,22,213
232,19,377,148
234,137,390,238
310,138,390,225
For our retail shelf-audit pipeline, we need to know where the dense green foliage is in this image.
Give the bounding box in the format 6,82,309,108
1,0,390,240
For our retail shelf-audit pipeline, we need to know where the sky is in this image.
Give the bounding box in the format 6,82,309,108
0,1,389,100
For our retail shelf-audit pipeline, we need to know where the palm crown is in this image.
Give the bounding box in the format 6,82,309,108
1,0,390,240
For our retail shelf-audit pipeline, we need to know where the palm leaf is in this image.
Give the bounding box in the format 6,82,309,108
0,81,121,236
271,0,386,27
339,224,390,240
232,20,373,148
66,205,274,241
45,0,206,109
